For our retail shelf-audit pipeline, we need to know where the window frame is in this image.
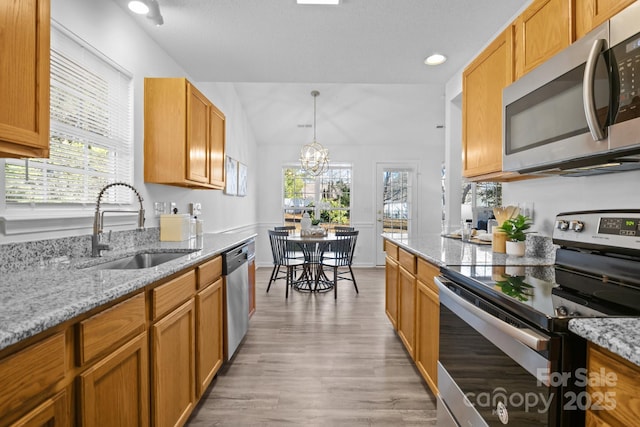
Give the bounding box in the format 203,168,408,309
282,163,352,231
0,20,135,237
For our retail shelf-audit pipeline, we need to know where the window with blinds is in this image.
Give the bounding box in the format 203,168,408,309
4,23,133,205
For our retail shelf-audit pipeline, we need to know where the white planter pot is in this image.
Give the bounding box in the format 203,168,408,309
506,240,526,257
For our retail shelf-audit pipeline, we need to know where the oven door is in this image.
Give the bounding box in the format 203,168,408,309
436,276,562,427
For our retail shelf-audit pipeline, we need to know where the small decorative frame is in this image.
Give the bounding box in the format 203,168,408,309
237,162,248,197
225,156,237,195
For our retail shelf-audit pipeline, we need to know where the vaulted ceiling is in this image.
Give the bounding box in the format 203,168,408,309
116,0,530,146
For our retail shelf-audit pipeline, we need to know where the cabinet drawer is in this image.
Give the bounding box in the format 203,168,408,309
152,270,196,320
0,332,65,417
77,293,146,365
416,258,440,293
384,240,398,260
197,256,222,290
398,248,416,274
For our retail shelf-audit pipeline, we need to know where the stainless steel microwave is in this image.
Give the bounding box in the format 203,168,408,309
503,2,640,176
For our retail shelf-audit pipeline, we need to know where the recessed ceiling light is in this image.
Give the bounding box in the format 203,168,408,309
128,0,149,15
297,0,341,4
424,54,447,66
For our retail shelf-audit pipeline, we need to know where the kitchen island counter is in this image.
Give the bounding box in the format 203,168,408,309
569,318,640,367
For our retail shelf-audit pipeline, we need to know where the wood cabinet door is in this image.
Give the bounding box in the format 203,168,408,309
385,256,399,329
0,0,50,158
576,0,635,39
398,266,416,359
462,28,513,179
152,299,196,427
514,0,572,79
10,391,68,427
415,280,439,395
195,278,224,398
187,84,210,184
209,104,226,189
78,333,149,427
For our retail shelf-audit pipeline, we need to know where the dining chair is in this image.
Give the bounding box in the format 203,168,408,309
268,229,306,298
333,226,355,232
268,226,304,288
320,230,359,299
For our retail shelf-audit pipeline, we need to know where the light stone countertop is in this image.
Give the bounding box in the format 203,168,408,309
384,232,640,368
568,318,640,367
382,232,556,267
0,231,256,352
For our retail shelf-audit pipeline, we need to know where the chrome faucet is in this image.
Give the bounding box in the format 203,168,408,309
92,182,145,257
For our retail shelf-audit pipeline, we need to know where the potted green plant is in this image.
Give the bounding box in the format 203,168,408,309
497,214,532,256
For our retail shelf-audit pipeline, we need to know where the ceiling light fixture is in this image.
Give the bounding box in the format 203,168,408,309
146,0,164,26
297,0,341,5
424,53,447,66
300,90,329,176
128,0,149,14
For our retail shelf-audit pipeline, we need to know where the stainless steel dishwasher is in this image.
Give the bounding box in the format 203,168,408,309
222,243,249,361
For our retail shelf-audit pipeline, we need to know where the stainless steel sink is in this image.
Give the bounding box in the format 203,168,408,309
83,251,192,270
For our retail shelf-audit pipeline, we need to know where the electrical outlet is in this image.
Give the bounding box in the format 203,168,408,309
189,202,202,216
154,202,166,216
170,202,177,214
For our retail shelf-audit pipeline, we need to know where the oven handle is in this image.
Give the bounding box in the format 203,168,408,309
435,276,549,351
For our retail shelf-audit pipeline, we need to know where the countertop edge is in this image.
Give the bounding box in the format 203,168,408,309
568,318,640,367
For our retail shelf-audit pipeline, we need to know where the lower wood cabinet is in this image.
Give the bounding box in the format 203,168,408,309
415,258,440,395
385,255,399,328
10,390,68,427
383,238,441,396
586,342,640,427
78,333,149,427
397,265,417,359
195,278,224,397
151,299,196,427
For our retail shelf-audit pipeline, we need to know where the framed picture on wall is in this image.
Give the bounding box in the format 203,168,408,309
237,162,247,196
225,156,237,195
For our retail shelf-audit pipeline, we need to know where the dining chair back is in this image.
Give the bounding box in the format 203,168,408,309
333,226,355,233
321,230,359,299
268,229,305,298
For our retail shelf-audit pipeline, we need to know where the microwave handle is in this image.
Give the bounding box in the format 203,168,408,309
583,38,607,141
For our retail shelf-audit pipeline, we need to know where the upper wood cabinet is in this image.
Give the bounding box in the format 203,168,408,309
462,28,518,181
513,0,573,80
0,0,50,159
576,0,636,39
144,78,226,189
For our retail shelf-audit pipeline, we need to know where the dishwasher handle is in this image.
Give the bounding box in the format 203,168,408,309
223,244,248,275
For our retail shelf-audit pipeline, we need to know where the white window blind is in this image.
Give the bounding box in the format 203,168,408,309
4,23,133,205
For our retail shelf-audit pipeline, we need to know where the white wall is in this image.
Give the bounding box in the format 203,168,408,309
0,0,258,243
254,84,446,267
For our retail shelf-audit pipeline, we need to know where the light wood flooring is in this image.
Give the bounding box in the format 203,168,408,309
186,267,437,426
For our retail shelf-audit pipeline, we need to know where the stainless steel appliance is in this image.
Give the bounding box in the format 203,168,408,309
437,209,640,426
502,2,640,176
222,242,250,361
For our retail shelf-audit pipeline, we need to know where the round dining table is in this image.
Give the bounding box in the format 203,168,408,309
287,233,339,292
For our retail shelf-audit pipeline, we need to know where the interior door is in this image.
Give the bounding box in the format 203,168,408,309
375,163,417,265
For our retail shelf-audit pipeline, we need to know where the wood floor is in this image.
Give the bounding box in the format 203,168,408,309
186,267,437,426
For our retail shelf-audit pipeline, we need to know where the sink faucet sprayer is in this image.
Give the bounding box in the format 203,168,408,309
92,182,145,257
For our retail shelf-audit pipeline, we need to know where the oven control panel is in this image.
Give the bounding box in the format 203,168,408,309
553,210,640,252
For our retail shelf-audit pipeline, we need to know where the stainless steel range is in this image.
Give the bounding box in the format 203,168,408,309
436,209,640,427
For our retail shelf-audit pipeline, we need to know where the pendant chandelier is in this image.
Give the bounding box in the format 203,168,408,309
300,90,329,176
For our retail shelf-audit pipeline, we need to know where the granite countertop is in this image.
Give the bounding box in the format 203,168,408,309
384,233,640,368
568,318,640,366
382,232,556,267
0,230,256,352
